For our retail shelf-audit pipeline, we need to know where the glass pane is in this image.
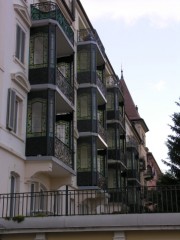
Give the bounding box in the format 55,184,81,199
107,128,115,149
77,51,90,72
21,30,25,63
34,37,44,64
55,121,69,146
77,144,91,171
81,146,88,169
81,98,88,117
32,102,42,132
15,25,20,59
107,93,114,110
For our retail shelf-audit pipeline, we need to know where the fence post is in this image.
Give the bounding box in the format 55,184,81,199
65,185,68,216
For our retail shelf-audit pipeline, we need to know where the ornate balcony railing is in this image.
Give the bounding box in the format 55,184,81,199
0,186,180,218
54,137,73,168
98,122,107,143
56,68,74,105
77,28,105,56
31,2,74,45
106,75,120,89
96,75,106,98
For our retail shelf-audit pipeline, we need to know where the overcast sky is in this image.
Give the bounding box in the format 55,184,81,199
81,0,180,172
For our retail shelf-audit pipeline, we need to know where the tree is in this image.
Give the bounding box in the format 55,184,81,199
162,98,180,181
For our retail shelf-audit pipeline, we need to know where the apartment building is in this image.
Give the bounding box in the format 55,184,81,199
0,0,179,240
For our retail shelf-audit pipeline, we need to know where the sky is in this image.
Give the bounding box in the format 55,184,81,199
81,0,180,172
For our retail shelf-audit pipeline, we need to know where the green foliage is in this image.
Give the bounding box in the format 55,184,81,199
158,171,180,185
12,215,25,223
4,215,25,223
162,98,180,181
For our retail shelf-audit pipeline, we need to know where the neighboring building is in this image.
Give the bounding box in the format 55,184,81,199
0,0,179,240
146,150,162,188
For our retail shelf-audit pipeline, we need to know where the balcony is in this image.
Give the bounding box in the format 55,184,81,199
139,158,146,171
26,135,74,175
106,75,121,91
107,110,125,128
29,66,74,112
31,2,74,45
77,28,105,58
144,165,154,181
77,171,106,189
126,136,139,152
108,151,126,167
0,186,180,218
127,169,140,181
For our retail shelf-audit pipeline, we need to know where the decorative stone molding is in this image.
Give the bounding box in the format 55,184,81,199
14,3,32,27
11,72,31,92
113,232,126,240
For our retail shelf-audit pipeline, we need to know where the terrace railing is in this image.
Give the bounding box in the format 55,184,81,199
0,186,180,218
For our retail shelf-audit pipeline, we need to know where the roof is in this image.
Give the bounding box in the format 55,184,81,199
120,77,149,132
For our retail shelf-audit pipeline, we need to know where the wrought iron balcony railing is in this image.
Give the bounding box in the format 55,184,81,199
54,137,73,169
56,68,74,105
31,2,74,45
96,75,107,99
98,122,107,143
77,28,105,56
106,75,121,90
0,186,180,218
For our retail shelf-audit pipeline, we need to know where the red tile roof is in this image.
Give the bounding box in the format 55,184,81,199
120,79,141,119
120,78,149,132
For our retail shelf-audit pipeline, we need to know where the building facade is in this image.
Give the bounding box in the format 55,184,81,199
0,0,178,240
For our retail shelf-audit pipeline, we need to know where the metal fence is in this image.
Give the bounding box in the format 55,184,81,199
0,186,180,218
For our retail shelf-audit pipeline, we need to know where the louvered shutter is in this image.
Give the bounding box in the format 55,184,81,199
7,89,16,131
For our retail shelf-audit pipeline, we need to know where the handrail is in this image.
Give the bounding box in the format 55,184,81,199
0,186,180,217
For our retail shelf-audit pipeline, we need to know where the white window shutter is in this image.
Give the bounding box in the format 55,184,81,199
7,89,16,131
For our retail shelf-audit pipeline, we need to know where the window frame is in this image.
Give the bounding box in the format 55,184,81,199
15,24,26,64
7,88,23,135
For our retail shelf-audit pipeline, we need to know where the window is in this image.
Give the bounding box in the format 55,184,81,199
77,144,91,171
27,98,47,137
32,102,42,132
77,50,91,72
107,92,114,110
15,25,25,63
7,89,22,134
29,33,48,69
30,182,47,214
55,121,70,146
107,128,115,149
77,94,91,119
10,172,20,217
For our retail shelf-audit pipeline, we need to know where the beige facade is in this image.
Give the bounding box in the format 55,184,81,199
126,231,180,240
1,229,180,240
